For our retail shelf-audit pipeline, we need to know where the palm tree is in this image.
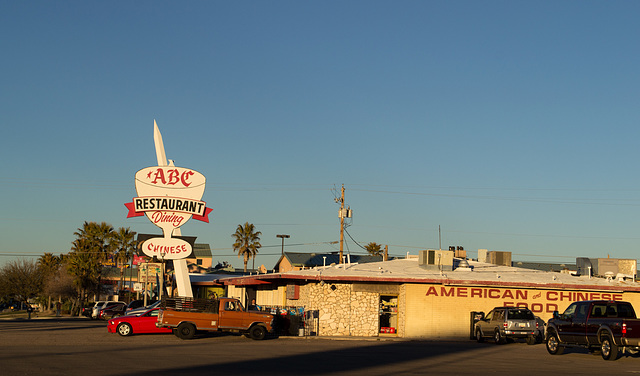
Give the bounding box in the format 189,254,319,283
37,253,61,310
74,221,115,290
74,221,115,263
232,222,262,272
365,242,383,256
112,227,137,293
68,238,102,315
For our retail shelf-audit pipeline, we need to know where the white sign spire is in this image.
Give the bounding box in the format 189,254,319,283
153,120,168,167
148,120,197,297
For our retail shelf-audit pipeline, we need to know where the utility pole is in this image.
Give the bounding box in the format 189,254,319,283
339,185,345,264
335,184,353,264
334,184,353,264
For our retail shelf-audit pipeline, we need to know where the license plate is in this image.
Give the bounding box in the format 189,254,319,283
518,323,526,327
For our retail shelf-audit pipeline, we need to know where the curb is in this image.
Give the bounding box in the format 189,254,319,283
0,315,91,321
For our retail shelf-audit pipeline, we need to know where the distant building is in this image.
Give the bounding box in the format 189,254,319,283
274,252,383,273
185,243,212,269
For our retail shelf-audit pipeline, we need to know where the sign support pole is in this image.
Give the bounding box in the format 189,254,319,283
153,121,194,298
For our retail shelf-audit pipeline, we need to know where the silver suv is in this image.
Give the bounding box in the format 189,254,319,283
474,307,539,345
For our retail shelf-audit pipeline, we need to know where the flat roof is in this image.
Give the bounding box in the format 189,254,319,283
219,258,640,292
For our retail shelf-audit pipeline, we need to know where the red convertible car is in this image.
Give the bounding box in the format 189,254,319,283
107,308,172,336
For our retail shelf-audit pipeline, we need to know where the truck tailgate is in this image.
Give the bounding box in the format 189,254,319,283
622,319,640,345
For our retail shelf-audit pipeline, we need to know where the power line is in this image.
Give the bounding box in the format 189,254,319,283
351,188,640,206
5,176,640,208
349,183,640,193
343,228,368,251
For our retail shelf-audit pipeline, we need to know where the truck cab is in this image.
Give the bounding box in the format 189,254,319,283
546,300,640,360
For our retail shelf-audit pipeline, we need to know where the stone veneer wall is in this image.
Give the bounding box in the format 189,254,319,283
287,282,380,337
397,284,406,337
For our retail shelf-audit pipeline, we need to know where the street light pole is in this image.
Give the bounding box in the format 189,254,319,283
276,234,290,255
159,251,166,301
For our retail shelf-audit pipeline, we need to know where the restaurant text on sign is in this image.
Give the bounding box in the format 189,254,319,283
132,197,207,216
145,240,190,256
425,286,624,313
146,168,196,187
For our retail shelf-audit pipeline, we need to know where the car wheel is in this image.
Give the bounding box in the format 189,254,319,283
249,325,267,340
176,323,196,340
526,335,536,345
475,329,484,343
601,335,619,361
117,323,133,337
494,330,505,345
546,331,564,355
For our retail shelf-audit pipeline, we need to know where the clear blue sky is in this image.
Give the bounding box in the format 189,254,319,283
2,1,640,270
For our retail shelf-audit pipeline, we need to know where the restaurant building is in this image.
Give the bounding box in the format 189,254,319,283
220,251,640,339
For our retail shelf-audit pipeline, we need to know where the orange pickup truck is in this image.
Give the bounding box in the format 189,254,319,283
157,297,275,340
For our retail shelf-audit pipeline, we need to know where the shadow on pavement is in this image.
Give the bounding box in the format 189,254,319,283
122,340,484,376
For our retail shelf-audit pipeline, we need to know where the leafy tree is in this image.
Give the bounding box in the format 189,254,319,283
112,227,137,292
0,259,44,307
365,242,383,256
232,222,262,272
42,260,75,312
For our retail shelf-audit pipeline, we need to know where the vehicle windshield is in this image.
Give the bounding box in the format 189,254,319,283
144,310,159,317
223,301,245,311
508,309,534,320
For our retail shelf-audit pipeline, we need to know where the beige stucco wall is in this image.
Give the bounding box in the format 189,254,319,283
403,283,639,339
257,285,287,307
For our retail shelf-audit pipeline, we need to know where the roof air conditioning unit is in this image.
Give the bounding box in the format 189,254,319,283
488,251,512,266
419,250,453,271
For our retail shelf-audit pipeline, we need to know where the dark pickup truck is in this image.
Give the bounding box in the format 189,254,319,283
546,300,640,360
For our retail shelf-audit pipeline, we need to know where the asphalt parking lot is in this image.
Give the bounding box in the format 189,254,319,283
1,317,640,375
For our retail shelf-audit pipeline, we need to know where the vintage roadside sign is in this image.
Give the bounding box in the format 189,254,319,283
124,122,212,262
138,262,162,283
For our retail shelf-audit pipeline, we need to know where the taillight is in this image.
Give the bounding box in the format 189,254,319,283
503,322,508,329
623,323,627,336
536,322,539,329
